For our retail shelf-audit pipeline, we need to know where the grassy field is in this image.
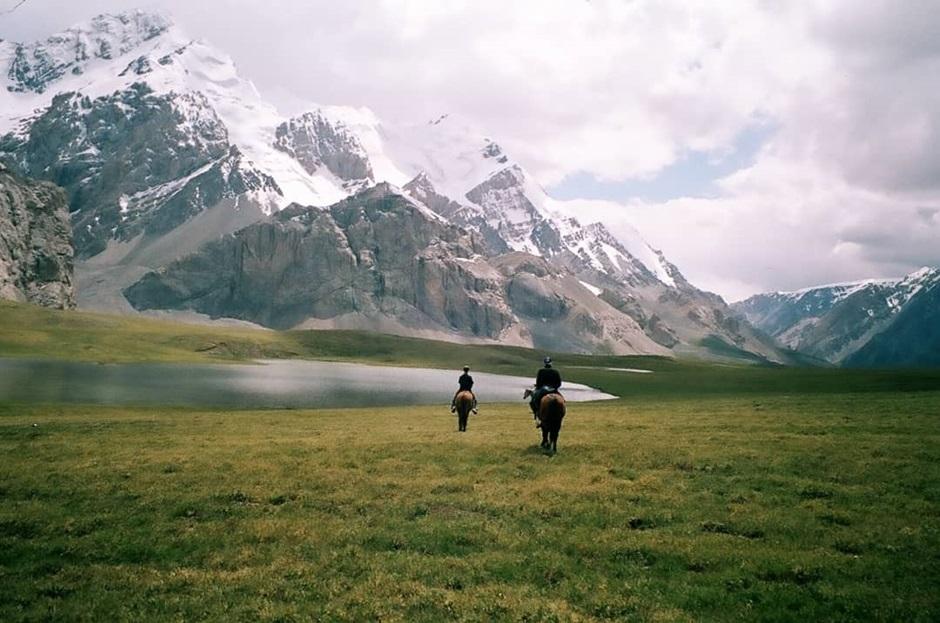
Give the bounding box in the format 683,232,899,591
2,301,940,621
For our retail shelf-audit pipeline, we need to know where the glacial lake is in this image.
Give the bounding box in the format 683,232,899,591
0,358,616,409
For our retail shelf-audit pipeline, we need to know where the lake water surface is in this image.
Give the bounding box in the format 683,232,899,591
0,358,616,409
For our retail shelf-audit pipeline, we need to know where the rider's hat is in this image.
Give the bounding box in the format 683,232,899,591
463,365,470,371
543,356,552,366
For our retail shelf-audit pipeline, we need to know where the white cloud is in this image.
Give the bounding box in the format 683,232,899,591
574,152,940,301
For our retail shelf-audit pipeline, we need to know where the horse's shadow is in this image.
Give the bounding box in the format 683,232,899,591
522,444,556,457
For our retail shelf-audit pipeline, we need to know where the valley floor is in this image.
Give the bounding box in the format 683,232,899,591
2,392,940,621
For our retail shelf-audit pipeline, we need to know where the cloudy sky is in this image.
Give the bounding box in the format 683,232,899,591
2,0,938,300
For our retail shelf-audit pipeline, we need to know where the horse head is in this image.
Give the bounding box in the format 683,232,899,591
523,388,533,399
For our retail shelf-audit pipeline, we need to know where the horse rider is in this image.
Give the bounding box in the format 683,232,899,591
530,356,562,426
451,365,478,414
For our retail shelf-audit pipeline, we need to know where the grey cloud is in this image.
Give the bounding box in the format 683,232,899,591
839,212,940,268
916,207,939,222
791,0,940,194
813,0,940,68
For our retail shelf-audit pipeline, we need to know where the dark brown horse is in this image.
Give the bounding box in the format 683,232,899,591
454,390,475,432
524,388,567,453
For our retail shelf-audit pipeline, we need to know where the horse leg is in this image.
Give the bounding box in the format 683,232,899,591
550,428,559,454
541,426,550,449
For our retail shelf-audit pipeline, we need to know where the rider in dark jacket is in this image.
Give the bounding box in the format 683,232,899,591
451,366,478,413
530,357,562,422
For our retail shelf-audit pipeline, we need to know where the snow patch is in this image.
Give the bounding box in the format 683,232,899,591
578,280,603,296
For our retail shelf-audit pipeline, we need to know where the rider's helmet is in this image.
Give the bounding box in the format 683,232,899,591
463,365,470,371
543,356,552,367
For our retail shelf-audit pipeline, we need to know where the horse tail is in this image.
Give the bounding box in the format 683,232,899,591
538,394,566,453
455,390,474,431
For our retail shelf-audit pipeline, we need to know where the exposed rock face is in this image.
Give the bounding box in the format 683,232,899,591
406,170,791,362
123,185,670,355
403,172,468,222
0,83,280,258
490,253,665,355
0,164,74,308
465,166,564,256
404,172,510,255
506,272,569,319
274,111,373,188
734,267,940,365
646,315,680,348
125,185,515,335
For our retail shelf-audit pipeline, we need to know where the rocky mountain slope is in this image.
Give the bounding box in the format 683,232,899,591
1,84,280,258
844,278,940,367
733,267,940,365
0,10,792,360
0,163,74,308
124,184,666,354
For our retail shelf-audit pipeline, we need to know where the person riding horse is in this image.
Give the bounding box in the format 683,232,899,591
530,356,562,426
451,365,478,414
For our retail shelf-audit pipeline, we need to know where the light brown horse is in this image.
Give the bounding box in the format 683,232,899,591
454,390,475,432
524,388,567,453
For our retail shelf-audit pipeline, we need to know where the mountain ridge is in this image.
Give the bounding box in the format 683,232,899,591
123,183,671,355
733,267,940,365
0,10,795,362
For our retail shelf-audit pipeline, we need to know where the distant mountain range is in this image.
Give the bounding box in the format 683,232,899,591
0,10,798,361
733,267,940,366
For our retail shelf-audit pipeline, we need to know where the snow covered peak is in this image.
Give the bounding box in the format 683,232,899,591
85,10,173,43
902,266,938,284
0,11,344,210
757,266,939,314
889,266,940,309
779,278,897,300
589,221,677,287
408,170,433,188
274,110,374,187
381,112,514,201
4,10,173,94
0,9,262,112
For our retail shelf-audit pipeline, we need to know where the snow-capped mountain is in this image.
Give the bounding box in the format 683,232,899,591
2,11,171,94
733,267,940,365
845,271,940,368
0,10,793,360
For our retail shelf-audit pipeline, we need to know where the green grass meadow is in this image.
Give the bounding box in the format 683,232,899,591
1,301,939,621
